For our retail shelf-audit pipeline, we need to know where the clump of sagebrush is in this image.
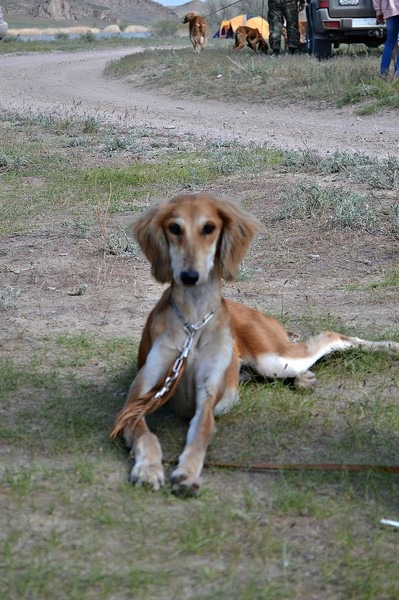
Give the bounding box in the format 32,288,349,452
79,31,96,43
101,132,145,155
105,228,138,255
2,34,19,43
83,115,100,133
280,150,399,190
329,193,378,230
0,106,101,139
272,181,378,230
54,32,70,41
0,286,22,311
361,155,399,189
63,136,88,148
0,152,27,171
62,218,94,238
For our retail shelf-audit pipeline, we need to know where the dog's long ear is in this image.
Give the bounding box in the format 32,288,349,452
127,206,172,284
217,199,262,282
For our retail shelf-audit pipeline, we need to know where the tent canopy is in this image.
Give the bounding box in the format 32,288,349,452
214,14,269,40
245,16,269,39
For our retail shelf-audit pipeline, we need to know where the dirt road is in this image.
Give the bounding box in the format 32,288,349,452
1,48,399,158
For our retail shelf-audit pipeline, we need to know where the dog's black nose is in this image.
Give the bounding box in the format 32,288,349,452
180,270,199,286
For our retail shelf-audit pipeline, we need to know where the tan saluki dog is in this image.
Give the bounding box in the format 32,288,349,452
182,12,207,53
111,193,398,496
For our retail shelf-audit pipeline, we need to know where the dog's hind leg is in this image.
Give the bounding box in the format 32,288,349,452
213,352,241,415
252,332,399,388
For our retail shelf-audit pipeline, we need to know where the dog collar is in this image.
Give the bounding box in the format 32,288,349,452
170,295,216,335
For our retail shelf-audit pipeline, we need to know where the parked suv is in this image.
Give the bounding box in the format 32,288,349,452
0,6,8,39
307,0,386,58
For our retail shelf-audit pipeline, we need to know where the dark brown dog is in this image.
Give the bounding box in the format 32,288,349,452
182,12,207,53
234,25,269,53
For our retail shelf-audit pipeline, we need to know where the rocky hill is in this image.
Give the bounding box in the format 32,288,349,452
1,0,180,26
172,0,207,18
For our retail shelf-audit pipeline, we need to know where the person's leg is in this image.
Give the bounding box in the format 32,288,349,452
268,0,283,53
391,16,399,76
381,15,399,76
284,0,300,51
305,3,313,52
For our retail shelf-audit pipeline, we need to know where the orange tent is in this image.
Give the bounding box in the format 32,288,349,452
246,16,269,40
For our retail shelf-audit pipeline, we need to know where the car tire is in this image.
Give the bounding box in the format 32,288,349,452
312,38,332,59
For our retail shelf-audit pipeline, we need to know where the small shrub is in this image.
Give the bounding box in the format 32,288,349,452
0,152,28,171
151,20,180,38
54,32,70,41
62,218,94,238
79,31,96,43
273,182,379,231
272,182,340,221
0,286,22,311
2,34,20,43
64,136,87,147
106,228,137,255
329,195,378,230
83,115,100,133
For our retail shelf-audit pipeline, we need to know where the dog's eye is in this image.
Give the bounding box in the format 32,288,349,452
168,223,182,236
202,223,215,235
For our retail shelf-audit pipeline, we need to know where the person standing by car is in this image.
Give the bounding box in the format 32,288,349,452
268,0,304,55
372,0,399,78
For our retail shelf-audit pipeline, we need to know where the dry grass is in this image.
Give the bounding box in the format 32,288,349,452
104,44,399,113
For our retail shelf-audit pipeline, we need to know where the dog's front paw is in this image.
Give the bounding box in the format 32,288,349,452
170,470,201,498
130,460,165,491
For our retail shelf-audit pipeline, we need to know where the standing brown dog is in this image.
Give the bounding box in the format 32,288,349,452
182,12,207,53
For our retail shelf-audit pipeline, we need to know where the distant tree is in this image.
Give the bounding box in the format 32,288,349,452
205,0,269,32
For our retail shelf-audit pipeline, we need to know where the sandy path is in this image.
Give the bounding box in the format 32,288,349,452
1,48,398,158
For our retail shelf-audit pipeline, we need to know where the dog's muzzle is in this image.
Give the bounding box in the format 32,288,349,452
180,270,199,286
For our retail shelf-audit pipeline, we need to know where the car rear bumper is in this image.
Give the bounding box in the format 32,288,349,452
311,8,385,36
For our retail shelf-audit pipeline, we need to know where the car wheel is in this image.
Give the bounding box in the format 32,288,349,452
312,38,332,59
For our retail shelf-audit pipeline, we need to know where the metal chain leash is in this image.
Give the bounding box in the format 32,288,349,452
153,298,217,400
